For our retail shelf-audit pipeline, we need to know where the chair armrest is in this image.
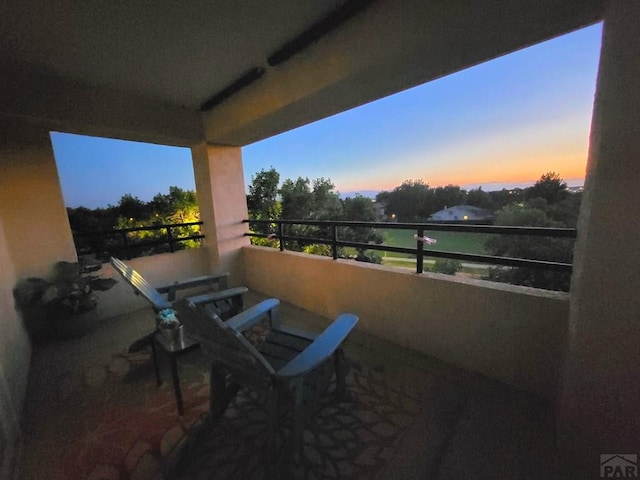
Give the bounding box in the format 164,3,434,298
275,314,358,379
187,286,248,305
224,298,280,331
156,273,230,301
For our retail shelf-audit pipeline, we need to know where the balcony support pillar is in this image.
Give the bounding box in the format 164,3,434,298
558,0,640,471
191,143,249,281
0,118,76,276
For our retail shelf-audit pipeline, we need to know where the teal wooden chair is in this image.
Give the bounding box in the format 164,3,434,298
110,256,250,414
110,256,247,315
110,256,248,349
176,297,358,462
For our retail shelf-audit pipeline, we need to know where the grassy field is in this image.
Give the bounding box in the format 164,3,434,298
377,228,490,258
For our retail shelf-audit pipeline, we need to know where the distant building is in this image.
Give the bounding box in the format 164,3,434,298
429,205,494,222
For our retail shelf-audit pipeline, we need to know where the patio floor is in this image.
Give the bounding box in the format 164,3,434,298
17,292,570,479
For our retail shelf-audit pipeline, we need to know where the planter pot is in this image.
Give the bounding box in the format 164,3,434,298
159,323,184,346
21,306,98,340
52,311,98,339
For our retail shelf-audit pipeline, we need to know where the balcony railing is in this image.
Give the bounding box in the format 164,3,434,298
243,219,577,274
73,221,205,261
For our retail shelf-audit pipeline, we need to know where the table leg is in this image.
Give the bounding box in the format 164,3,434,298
150,339,161,386
169,354,184,416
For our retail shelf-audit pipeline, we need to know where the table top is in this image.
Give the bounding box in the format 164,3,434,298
154,328,199,353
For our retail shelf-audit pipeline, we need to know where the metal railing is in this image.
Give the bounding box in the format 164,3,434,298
73,221,205,261
243,219,577,274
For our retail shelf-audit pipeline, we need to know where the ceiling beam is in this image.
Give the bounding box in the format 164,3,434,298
0,69,203,147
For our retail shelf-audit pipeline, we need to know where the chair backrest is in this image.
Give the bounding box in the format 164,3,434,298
109,257,171,311
179,299,275,384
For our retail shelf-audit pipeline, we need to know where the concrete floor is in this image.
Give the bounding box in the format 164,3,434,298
17,291,571,479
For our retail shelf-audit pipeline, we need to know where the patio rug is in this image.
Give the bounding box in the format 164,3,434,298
20,344,443,480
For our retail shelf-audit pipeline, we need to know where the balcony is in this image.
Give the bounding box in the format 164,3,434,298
1,2,639,479
19,273,564,479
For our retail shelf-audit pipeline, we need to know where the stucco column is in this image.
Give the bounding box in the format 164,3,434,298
558,1,640,467
191,143,249,282
0,215,31,479
0,118,76,276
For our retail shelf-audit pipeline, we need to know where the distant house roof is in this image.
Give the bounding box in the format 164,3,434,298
429,205,494,222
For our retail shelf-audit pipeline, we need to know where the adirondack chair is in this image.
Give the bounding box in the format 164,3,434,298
110,256,250,414
110,255,249,346
176,297,358,462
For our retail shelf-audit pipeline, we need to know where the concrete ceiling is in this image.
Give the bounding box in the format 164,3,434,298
0,0,349,108
0,0,603,147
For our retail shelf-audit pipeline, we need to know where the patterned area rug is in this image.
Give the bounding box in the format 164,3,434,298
20,343,439,480
172,360,424,480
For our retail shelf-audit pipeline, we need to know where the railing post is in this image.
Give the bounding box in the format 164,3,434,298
121,231,131,260
278,223,284,251
166,226,175,252
416,228,424,274
332,224,338,260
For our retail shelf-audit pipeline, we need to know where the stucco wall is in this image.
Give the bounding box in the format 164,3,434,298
0,119,76,277
0,218,31,479
0,119,74,478
242,245,569,399
88,248,219,321
558,1,640,461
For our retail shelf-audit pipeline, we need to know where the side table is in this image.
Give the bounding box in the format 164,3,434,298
151,329,200,415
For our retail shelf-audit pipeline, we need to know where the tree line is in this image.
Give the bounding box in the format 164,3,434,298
66,170,581,291
67,186,200,259
247,168,383,262
375,180,528,221
247,168,581,291
484,172,581,291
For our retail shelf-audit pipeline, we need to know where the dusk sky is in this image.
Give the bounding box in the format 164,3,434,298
52,23,602,209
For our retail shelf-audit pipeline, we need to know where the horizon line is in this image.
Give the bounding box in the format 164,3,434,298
338,177,585,196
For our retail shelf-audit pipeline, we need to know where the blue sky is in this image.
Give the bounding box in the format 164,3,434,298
52,23,602,208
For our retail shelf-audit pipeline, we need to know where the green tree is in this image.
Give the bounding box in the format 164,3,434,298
484,175,579,292
247,170,383,263
67,206,119,257
247,167,281,228
280,177,313,220
376,179,432,221
68,187,202,261
432,185,466,213
311,178,342,220
246,167,281,246
278,177,318,252
340,195,383,263
115,187,200,254
67,206,103,232
466,187,494,210
342,195,380,222
116,194,147,221
160,186,199,224
525,171,568,204
489,188,525,210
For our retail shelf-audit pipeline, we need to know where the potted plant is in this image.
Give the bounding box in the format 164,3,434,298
157,308,184,345
13,259,117,339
